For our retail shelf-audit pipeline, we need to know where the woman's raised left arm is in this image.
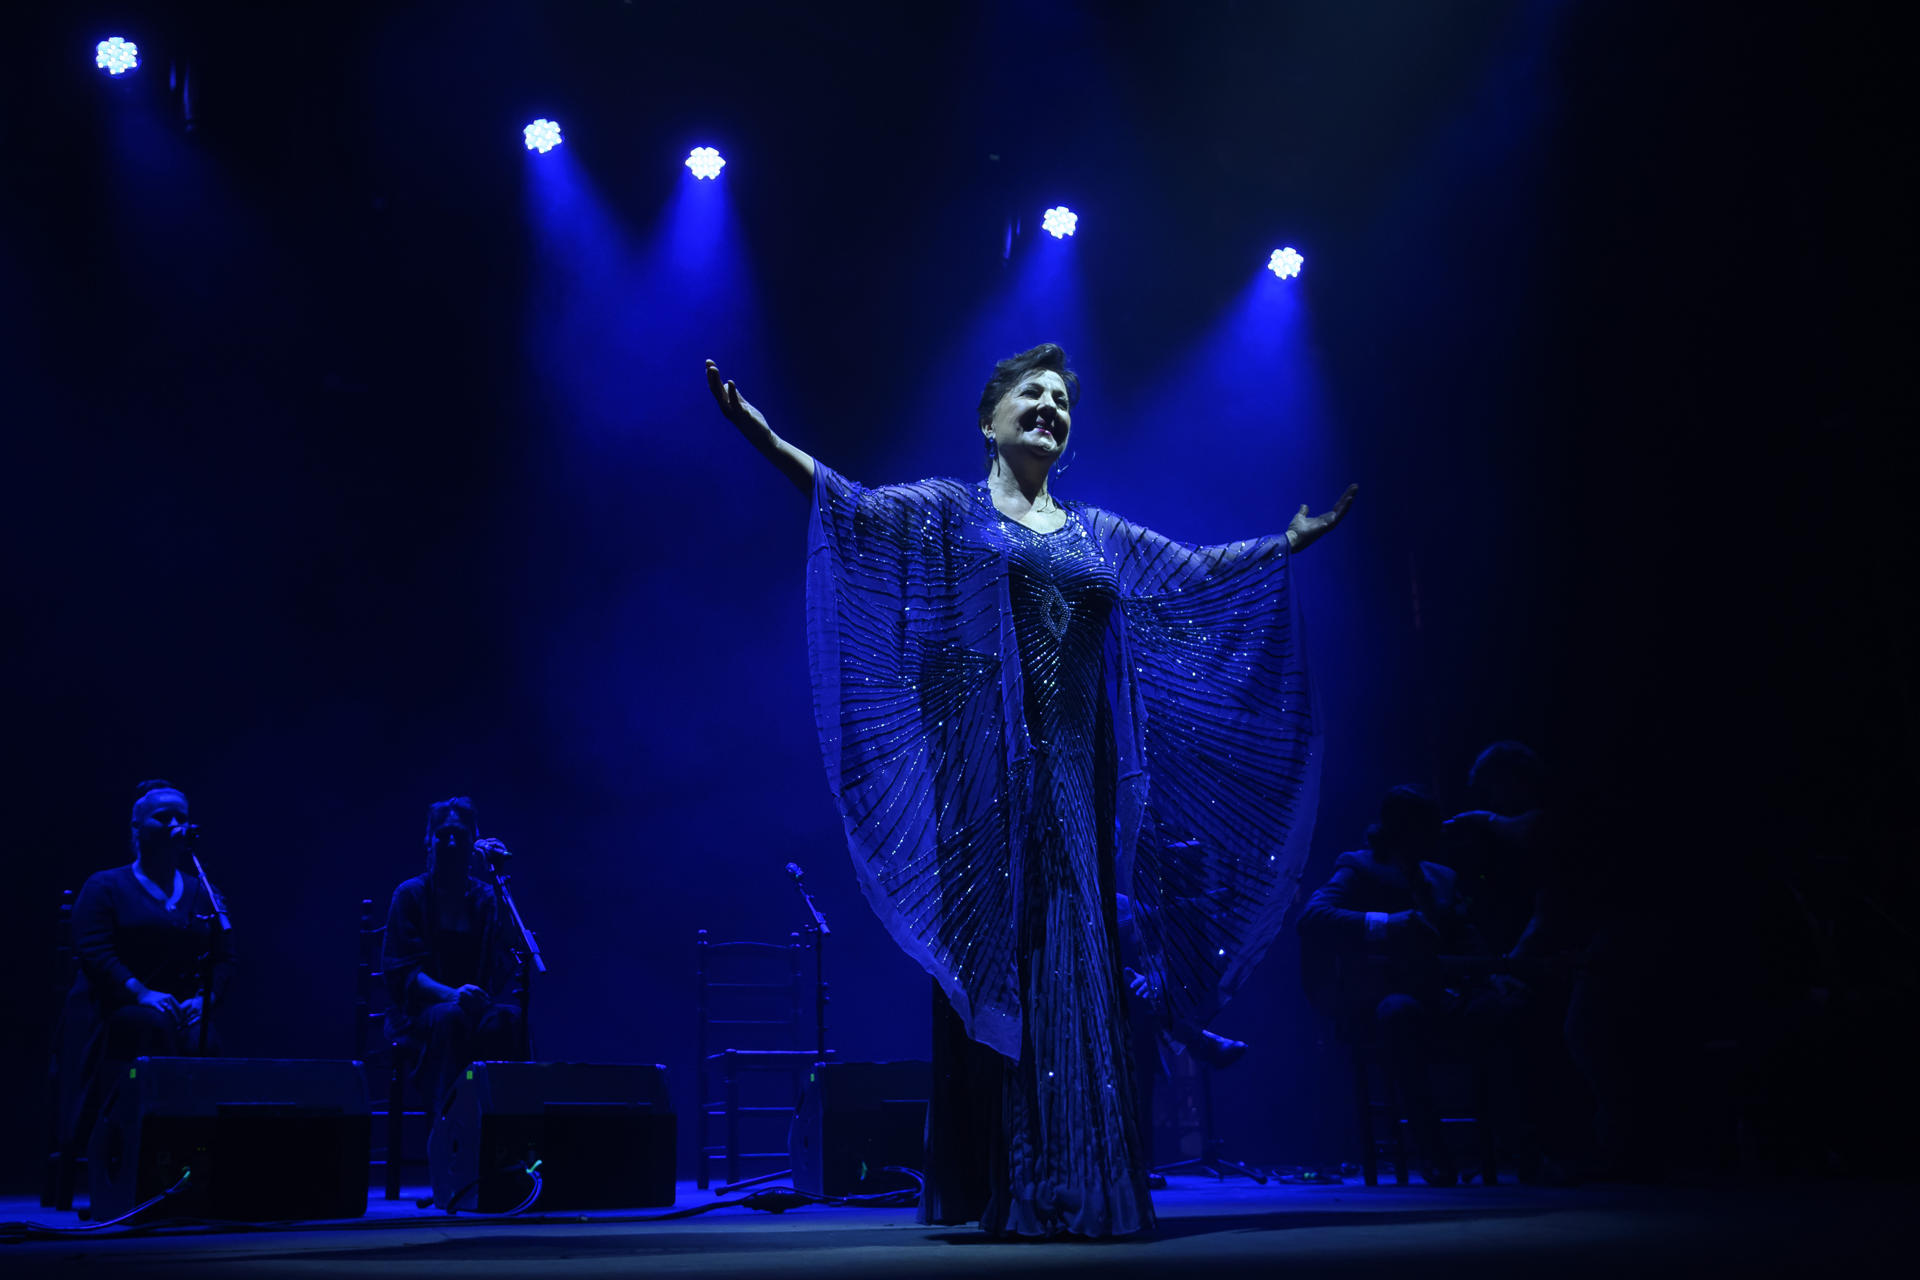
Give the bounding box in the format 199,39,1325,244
1284,483,1359,552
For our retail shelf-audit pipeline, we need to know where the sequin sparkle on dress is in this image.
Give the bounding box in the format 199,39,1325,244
805,465,1321,1237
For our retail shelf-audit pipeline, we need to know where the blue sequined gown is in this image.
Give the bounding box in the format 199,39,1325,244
806,463,1320,1237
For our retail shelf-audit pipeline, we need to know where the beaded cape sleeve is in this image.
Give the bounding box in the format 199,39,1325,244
806,461,1320,1058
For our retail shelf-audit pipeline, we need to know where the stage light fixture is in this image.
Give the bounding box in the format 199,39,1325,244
1041,207,1077,239
95,37,139,76
1268,247,1304,279
685,147,726,179
523,119,563,153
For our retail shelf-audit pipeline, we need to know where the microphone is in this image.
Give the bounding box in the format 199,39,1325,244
476,836,512,863
785,862,829,934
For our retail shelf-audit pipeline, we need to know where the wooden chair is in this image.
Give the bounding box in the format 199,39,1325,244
1323,952,1500,1187
355,898,412,1201
695,928,829,1192
42,890,88,1209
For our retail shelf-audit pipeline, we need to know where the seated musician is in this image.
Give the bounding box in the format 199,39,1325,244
56,780,235,1208
1298,784,1516,1185
1445,740,1588,1182
383,796,526,1107
1443,740,1558,963
73,779,234,1062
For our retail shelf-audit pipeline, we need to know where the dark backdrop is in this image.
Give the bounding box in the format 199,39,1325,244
2,0,1910,1189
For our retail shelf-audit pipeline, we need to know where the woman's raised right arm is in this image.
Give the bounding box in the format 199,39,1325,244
706,359,815,495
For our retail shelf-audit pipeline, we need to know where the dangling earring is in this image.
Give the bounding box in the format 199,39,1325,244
983,435,997,459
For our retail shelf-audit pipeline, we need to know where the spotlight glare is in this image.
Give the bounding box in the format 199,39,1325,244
685,147,726,179
95,37,139,76
1268,247,1304,279
523,119,563,153
1041,206,1077,239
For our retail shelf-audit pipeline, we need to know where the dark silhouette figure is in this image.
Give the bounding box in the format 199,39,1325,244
382,797,526,1110
1300,785,1518,1185
52,780,234,1210
1443,741,1587,1183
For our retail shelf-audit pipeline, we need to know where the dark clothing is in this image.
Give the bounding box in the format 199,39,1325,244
1442,810,1565,959
919,982,1001,1226
410,999,525,1108
54,863,233,1212
382,872,527,1105
1300,849,1513,1173
1298,849,1481,1011
1297,848,1475,949
382,872,523,1035
72,864,234,1007
101,1002,200,1061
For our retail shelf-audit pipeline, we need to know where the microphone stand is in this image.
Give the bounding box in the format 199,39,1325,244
188,846,231,1057
713,864,832,1197
784,864,830,1057
481,848,545,1060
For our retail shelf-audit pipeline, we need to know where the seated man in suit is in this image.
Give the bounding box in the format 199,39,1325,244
1299,785,1519,1185
383,796,527,1109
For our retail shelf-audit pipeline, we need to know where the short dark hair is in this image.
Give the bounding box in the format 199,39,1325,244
976,344,1080,431
1364,784,1442,855
1468,741,1545,802
130,779,183,821
425,796,476,843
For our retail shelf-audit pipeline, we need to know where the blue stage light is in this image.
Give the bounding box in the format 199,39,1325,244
685,147,726,179
95,37,139,76
1268,247,1304,279
1041,206,1078,239
523,119,563,153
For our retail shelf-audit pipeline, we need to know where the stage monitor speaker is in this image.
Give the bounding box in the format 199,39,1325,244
789,1059,930,1198
429,1061,675,1212
88,1057,370,1222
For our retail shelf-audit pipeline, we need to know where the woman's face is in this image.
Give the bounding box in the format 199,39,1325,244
984,369,1071,465
429,812,475,873
131,790,191,857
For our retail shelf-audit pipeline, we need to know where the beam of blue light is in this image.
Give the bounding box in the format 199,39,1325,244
95,37,139,76
523,119,563,153
889,206,1092,485
685,147,725,180
1268,247,1304,279
1105,264,1334,546
521,129,767,462
1041,206,1078,239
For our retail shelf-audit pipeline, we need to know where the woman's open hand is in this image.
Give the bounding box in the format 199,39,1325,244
1286,483,1358,553
135,988,179,1021
706,359,772,446
705,359,816,493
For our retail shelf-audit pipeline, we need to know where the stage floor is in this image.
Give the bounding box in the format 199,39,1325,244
2,1173,1903,1278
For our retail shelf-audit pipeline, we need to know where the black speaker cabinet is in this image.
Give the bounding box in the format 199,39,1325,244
87,1057,370,1222
789,1059,931,1198
429,1061,675,1212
